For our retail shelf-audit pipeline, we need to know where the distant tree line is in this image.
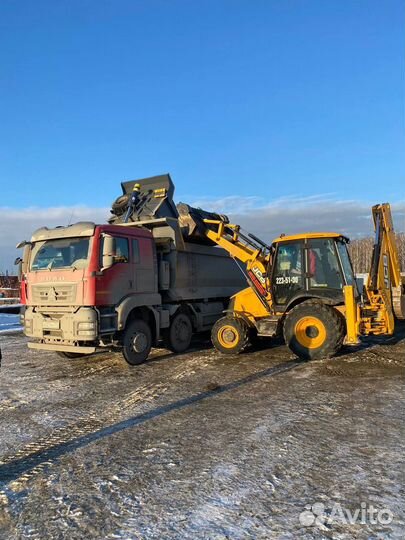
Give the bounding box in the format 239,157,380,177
348,232,405,274
0,274,19,288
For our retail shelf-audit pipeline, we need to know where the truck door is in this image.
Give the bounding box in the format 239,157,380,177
96,235,133,305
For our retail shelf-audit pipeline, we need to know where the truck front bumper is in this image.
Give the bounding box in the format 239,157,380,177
24,306,99,343
27,342,96,354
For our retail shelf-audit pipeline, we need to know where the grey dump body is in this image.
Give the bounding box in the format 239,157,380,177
109,173,244,301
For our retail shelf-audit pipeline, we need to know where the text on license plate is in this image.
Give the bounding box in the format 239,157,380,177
43,319,60,330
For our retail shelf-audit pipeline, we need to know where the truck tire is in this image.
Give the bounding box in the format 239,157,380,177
283,301,345,360
111,194,130,216
163,312,193,353
122,319,152,365
211,316,250,354
57,352,87,359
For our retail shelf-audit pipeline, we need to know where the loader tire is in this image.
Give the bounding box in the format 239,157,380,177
122,319,152,365
163,312,193,353
211,317,250,354
283,300,345,360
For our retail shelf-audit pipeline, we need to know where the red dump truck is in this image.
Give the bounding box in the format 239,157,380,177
17,175,245,364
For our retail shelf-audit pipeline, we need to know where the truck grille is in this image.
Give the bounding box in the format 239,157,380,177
31,284,77,304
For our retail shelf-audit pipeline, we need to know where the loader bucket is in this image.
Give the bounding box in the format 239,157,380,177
110,173,179,223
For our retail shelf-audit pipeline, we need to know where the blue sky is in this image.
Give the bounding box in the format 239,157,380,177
1,0,404,207
0,1,404,270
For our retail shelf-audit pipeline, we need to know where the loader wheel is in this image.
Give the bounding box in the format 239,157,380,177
122,319,152,365
211,317,250,354
163,312,193,353
283,301,345,360
57,352,87,359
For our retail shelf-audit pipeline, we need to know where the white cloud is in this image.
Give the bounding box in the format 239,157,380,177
190,196,405,242
0,206,108,273
0,197,404,273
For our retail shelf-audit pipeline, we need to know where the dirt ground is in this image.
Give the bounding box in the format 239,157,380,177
0,327,404,539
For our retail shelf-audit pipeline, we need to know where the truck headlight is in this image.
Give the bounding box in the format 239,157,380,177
77,322,96,330
24,318,33,334
76,320,96,337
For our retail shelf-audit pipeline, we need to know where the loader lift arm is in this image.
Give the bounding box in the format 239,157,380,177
176,202,274,308
202,219,271,265
202,218,274,309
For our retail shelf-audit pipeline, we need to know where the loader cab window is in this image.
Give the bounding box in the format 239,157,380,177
307,238,343,290
272,241,304,304
336,240,355,286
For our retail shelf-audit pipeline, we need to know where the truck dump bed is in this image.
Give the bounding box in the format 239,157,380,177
109,173,245,301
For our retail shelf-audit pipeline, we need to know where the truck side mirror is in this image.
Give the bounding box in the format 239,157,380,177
16,240,29,249
14,257,23,281
15,245,30,281
101,235,116,270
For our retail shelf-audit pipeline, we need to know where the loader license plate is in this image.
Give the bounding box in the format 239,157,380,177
43,319,60,330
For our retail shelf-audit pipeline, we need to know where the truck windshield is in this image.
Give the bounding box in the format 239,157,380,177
30,238,90,270
336,240,356,286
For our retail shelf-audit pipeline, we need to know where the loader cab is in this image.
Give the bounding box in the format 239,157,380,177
270,233,356,309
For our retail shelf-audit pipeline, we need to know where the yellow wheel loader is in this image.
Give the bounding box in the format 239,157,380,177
177,202,405,360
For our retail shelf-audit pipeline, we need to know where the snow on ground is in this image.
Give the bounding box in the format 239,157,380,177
0,327,404,538
0,314,21,333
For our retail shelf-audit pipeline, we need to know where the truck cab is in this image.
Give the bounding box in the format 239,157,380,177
21,222,159,357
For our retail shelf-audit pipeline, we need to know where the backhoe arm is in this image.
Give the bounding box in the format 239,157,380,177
367,203,402,291
363,203,405,332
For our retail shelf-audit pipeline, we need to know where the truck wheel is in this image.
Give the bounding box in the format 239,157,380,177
122,319,152,365
283,301,345,360
111,194,130,216
163,312,193,353
57,352,87,359
211,317,250,354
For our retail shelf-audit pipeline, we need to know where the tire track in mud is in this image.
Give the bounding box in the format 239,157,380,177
0,352,214,493
0,344,300,498
0,398,28,414
0,382,168,499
